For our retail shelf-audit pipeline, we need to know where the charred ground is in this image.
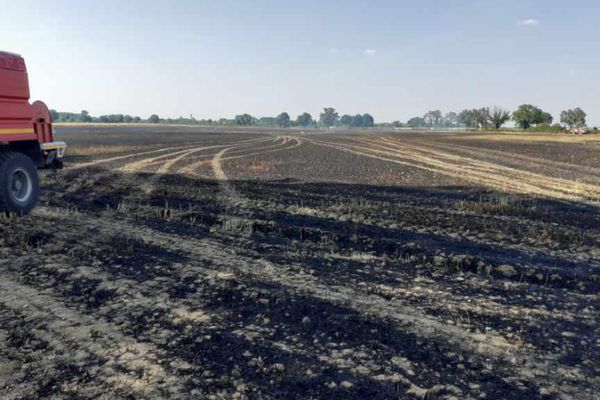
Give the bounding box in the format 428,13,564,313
0,126,598,399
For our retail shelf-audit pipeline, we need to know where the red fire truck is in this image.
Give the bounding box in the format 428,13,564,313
0,51,65,214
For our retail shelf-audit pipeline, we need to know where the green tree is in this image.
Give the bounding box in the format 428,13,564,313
560,108,586,130
276,112,291,127
407,117,426,128
319,107,339,127
50,109,59,122
258,117,276,126
148,114,160,123
351,114,364,127
55,111,81,122
80,110,92,122
111,114,125,123
123,115,134,123
424,110,442,126
475,108,490,129
458,109,478,128
512,104,552,130
540,112,553,125
234,114,255,126
339,114,353,126
296,112,313,127
443,112,458,127
489,107,511,129
362,113,375,127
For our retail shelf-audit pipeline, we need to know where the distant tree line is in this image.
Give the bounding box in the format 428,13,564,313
231,108,375,128
51,110,145,124
50,110,207,125
49,105,591,132
400,105,589,131
50,108,376,129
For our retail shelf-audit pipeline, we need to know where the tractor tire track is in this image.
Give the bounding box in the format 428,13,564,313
200,140,594,399
378,136,600,198
60,137,275,202
307,136,600,204
180,136,302,175
428,140,600,179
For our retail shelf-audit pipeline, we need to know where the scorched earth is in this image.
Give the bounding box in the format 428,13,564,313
0,125,598,400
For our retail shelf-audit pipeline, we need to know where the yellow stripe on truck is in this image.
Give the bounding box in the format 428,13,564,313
0,128,34,135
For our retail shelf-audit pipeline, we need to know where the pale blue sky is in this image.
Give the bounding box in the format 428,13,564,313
2,0,599,124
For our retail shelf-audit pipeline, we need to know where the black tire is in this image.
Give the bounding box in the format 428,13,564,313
0,152,40,215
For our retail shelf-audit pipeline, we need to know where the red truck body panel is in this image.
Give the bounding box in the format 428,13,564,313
0,51,52,144
0,51,64,214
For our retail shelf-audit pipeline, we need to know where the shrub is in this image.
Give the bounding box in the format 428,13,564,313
527,123,563,133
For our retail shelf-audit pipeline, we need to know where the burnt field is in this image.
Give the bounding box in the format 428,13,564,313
1,125,599,400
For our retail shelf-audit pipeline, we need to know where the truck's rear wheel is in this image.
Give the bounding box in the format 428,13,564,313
0,152,40,215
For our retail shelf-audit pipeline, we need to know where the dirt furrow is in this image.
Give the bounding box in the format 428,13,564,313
421,139,600,180
368,136,599,198
139,145,228,193
310,137,598,203
308,138,545,195
378,137,600,198
0,277,187,398
70,143,204,169
180,136,302,175
204,142,595,398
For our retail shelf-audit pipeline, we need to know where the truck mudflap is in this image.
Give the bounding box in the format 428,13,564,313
41,141,67,158
40,141,66,169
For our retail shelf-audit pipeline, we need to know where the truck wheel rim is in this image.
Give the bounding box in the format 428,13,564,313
11,168,33,203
